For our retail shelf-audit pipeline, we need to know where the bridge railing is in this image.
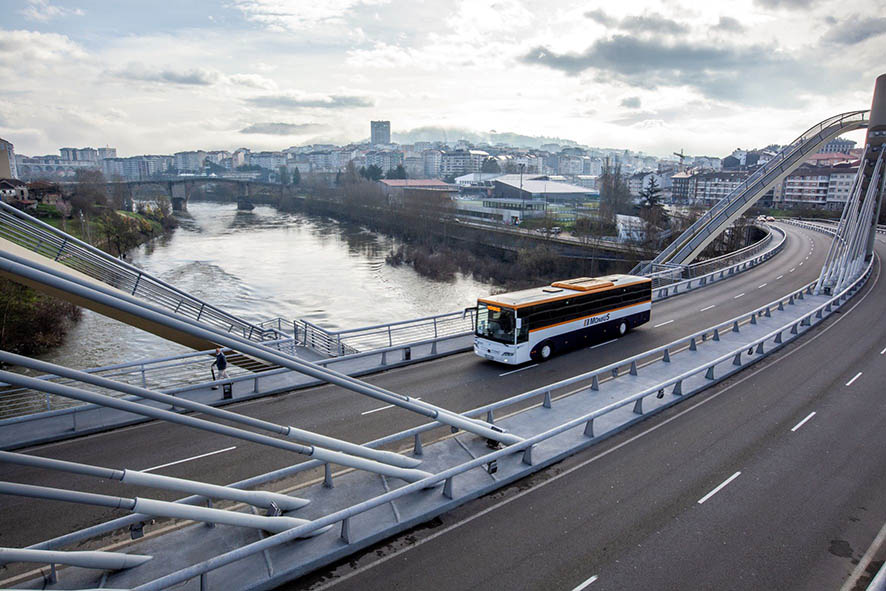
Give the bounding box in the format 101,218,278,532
0,338,298,419
638,110,869,273
271,310,477,357
0,202,280,343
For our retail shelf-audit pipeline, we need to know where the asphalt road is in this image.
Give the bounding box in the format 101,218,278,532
0,223,835,556
284,234,886,591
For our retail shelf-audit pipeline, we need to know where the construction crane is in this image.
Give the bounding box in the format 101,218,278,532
673,148,686,172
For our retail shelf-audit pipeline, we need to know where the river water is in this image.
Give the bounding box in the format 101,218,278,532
38,201,498,370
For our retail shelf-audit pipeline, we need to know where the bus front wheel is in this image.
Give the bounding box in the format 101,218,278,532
617,321,627,336
539,342,554,360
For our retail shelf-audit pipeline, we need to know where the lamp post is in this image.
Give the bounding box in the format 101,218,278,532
519,162,525,226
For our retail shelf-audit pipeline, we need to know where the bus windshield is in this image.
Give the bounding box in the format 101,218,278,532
476,303,517,344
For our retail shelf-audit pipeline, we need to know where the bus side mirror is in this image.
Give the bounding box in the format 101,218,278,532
516,318,522,329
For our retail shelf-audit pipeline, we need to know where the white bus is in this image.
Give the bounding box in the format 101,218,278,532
473,275,652,364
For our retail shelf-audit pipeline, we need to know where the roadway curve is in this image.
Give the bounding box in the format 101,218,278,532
291,231,886,591
0,223,835,562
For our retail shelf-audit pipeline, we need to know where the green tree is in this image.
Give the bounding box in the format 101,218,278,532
292,166,301,186
386,164,407,179
481,158,501,173
639,176,662,208
361,164,384,181
70,169,108,215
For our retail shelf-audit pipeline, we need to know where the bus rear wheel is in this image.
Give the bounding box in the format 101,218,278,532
617,321,627,336
539,342,554,360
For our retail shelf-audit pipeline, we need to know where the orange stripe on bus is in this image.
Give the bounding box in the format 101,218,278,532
527,301,651,333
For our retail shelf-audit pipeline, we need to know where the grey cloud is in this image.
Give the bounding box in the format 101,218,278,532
245,94,374,109
585,9,615,27
585,9,688,35
112,66,220,86
821,16,886,46
520,36,817,105
239,122,327,135
620,96,642,108
713,16,745,33
824,15,837,25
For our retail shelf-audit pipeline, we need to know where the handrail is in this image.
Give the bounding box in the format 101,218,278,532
0,202,275,342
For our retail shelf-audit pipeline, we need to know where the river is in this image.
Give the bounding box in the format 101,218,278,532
38,201,498,370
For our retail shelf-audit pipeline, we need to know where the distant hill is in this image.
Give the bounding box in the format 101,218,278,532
391,127,580,149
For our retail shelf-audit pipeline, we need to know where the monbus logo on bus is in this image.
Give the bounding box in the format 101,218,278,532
584,313,610,327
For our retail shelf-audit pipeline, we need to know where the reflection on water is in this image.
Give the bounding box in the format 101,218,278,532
38,201,498,369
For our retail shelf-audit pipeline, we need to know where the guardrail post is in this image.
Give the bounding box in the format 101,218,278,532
825,303,832,313
791,323,799,335
712,329,720,341
629,361,638,376
443,477,454,499
632,398,643,414
662,348,670,362
788,295,795,306
764,307,771,318
380,350,387,366
340,517,352,544
591,375,599,391
196,302,205,321
705,366,716,380
756,342,764,354
732,321,740,333
689,337,697,351
583,418,595,437
774,330,783,344
778,300,785,311
522,445,533,466
611,367,619,378
543,391,552,408
732,352,742,366
797,291,805,300
801,316,811,326
323,463,334,488
387,325,393,347
815,309,823,319
413,433,423,456
253,376,260,393
486,409,495,424
672,380,683,396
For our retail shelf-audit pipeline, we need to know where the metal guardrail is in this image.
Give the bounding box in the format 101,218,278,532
0,202,279,343
0,224,788,421
20,219,869,591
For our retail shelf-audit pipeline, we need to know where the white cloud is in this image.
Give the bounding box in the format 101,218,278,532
0,29,87,72
19,0,84,21
232,0,389,33
228,74,278,90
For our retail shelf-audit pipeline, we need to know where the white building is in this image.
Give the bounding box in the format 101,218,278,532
174,151,207,172
249,151,287,170
440,149,488,178
422,149,442,177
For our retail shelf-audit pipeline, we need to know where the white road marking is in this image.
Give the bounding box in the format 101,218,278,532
800,261,804,266
700,305,716,312
362,398,423,415
790,411,817,432
734,293,745,299
880,346,886,355
571,574,599,591
590,339,617,349
790,268,796,272
758,283,767,288
776,275,784,280
499,364,539,377
654,320,674,328
697,471,742,504
142,446,237,473
845,372,863,387
362,404,395,415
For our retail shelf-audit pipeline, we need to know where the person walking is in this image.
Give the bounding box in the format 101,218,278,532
211,347,228,390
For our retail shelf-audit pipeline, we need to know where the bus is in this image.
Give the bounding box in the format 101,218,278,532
473,275,652,364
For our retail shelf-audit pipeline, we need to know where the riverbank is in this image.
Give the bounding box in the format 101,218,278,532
0,203,178,357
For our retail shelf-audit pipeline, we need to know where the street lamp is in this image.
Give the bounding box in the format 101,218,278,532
518,162,525,225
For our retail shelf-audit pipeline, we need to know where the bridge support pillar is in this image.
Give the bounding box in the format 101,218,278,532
171,182,188,212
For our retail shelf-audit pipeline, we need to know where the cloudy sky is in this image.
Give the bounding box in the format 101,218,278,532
1,0,883,158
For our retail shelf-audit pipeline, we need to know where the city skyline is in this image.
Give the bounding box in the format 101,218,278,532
1,0,882,157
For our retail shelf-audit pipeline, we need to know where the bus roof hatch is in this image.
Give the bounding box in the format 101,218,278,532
550,277,615,292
